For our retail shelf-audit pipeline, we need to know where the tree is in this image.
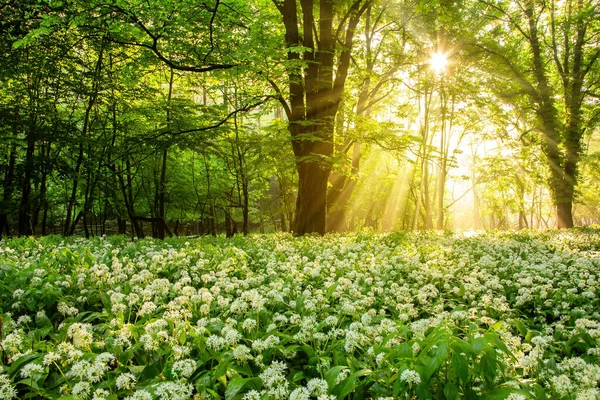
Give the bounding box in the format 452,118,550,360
269,0,373,235
474,0,600,228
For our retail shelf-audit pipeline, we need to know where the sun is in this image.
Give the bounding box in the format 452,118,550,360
429,52,448,74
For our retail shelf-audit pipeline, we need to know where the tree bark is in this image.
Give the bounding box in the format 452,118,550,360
274,0,370,235
18,129,35,236
0,138,17,239
64,38,105,235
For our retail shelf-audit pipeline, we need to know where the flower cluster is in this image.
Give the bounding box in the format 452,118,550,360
0,229,599,398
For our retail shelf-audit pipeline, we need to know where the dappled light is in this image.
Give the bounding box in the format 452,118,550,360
1,0,599,398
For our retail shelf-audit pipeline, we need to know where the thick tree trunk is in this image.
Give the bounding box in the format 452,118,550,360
557,202,574,229
242,183,249,235
275,0,368,235
117,217,127,235
155,68,173,240
294,160,329,234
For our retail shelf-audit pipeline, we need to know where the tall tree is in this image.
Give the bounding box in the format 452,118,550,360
475,0,600,228
270,0,373,235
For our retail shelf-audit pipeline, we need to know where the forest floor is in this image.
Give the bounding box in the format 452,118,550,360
1,229,599,399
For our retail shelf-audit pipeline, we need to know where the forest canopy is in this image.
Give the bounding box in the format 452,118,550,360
0,0,599,237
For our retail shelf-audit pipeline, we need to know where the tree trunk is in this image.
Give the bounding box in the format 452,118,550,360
64,39,105,235
156,148,168,239
294,160,329,234
557,202,574,229
0,139,17,239
275,0,368,235
18,131,35,236
209,203,217,236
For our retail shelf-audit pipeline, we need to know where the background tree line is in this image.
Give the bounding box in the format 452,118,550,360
0,0,599,238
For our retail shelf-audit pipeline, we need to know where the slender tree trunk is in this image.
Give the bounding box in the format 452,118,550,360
0,139,17,239
209,204,216,236
18,129,35,236
64,39,105,235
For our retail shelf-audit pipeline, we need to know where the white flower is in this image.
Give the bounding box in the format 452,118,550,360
138,302,157,317
0,373,17,400
172,359,196,379
124,390,153,400
259,361,289,399
242,390,261,400
154,382,193,400
72,381,92,399
116,372,137,390
307,378,328,396
551,374,573,396
335,369,349,385
43,352,61,366
289,387,310,400
19,363,44,379
58,302,79,317
67,323,93,348
242,318,257,331
400,369,421,385
206,335,226,351
92,389,110,400
233,345,252,362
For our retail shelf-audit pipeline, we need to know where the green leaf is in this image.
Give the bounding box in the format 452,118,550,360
479,352,497,385
451,352,469,384
416,383,432,400
444,382,459,400
471,337,487,353
8,354,40,379
424,342,448,381
513,319,528,337
215,359,230,381
485,332,512,357
397,342,413,358
139,362,163,382
225,377,262,400
336,369,371,400
325,365,348,389
484,387,531,399
325,283,339,298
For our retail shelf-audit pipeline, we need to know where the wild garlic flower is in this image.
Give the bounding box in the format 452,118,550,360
124,390,153,400
306,378,328,396
172,359,196,379
67,323,94,348
0,374,17,400
116,373,137,390
92,389,110,400
289,387,310,400
154,382,193,400
400,369,421,385
71,381,92,399
20,363,44,379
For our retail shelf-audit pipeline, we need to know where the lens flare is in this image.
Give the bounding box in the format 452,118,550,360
429,52,448,74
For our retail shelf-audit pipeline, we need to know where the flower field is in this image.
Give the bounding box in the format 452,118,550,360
1,230,600,400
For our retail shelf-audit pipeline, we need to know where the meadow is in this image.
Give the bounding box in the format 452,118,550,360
1,230,599,399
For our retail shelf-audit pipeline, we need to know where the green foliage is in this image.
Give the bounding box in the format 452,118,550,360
1,230,600,397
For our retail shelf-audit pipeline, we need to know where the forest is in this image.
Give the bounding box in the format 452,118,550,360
1,0,599,238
